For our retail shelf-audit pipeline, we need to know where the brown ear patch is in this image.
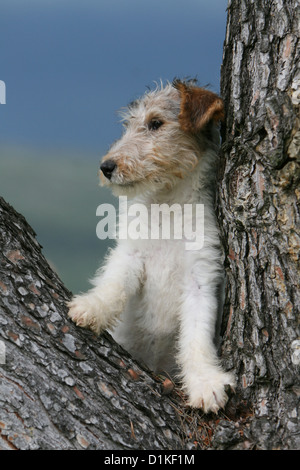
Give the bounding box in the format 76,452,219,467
174,81,224,133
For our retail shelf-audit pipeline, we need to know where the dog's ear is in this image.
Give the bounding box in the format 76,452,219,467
174,81,224,133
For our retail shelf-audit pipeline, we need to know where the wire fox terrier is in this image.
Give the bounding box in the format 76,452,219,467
68,79,236,413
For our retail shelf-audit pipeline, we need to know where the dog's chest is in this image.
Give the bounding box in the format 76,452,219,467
138,240,185,322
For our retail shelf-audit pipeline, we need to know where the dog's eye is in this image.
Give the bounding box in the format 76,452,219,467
148,119,163,131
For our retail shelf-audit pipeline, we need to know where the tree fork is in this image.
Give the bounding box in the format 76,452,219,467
0,0,299,451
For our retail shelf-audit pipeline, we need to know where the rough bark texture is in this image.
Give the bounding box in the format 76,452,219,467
218,0,300,450
0,197,186,450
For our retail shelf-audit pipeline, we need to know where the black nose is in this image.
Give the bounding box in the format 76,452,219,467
100,160,117,180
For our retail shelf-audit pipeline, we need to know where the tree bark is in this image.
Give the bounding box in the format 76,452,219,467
218,0,300,450
0,197,185,450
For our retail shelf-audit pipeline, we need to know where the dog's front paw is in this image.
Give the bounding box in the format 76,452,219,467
186,370,236,414
67,294,105,334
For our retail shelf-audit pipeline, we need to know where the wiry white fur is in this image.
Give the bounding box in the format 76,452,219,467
68,81,235,413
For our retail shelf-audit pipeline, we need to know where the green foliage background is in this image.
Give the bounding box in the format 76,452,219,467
0,146,115,294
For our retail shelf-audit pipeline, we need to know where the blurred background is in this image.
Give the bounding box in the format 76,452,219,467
0,0,227,294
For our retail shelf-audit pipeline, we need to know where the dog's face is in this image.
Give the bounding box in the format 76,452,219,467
99,80,224,197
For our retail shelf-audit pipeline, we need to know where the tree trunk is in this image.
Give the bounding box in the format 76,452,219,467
218,0,300,450
0,197,185,450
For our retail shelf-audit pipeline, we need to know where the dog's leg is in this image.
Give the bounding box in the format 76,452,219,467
178,263,236,413
68,244,143,334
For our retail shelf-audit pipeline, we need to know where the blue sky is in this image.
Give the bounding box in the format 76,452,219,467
1,0,228,154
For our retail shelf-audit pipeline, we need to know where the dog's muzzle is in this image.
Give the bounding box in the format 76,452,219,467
100,160,117,180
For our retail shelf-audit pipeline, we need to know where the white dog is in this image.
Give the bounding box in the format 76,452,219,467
68,79,235,413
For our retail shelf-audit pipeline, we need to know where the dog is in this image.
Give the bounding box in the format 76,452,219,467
68,79,236,413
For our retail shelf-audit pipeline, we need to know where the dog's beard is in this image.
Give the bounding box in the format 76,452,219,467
109,181,139,198
107,175,181,199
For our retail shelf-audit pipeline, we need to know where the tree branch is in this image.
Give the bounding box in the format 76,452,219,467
0,197,185,450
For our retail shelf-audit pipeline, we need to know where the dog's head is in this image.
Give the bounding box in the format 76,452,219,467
99,79,224,197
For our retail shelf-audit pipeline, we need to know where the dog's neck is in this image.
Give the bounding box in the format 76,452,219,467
134,146,219,208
